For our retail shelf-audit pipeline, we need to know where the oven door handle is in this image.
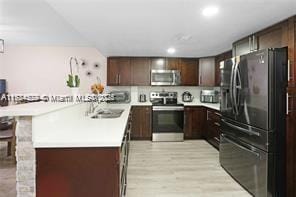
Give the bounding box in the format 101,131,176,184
152,106,184,111
221,134,260,157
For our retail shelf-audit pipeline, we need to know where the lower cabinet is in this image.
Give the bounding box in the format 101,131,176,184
131,106,152,140
184,107,206,139
205,109,221,150
36,113,132,197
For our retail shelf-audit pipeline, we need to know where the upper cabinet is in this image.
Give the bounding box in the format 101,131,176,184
179,58,199,86
232,36,254,57
233,17,295,88
166,58,180,70
151,57,166,70
233,21,288,57
215,50,232,86
256,21,288,50
131,57,151,86
288,17,296,88
150,57,180,70
107,57,131,86
199,57,215,87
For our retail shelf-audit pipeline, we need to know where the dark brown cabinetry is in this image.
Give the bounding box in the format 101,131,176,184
131,57,151,86
166,58,180,70
205,109,221,150
37,148,120,197
150,57,180,70
131,106,152,140
233,20,289,58
286,89,296,196
184,107,206,139
232,36,254,57
288,17,296,88
198,57,216,87
179,58,199,86
256,21,288,50
150,57,166,70
107,57,131,86
215,50,232,86
107,57,199,86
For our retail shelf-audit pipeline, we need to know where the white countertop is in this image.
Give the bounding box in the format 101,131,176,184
32,103,131,148
0,99,219,118
3,100,219,148
180,99,220,111
0,102,77,117
131,99,220,111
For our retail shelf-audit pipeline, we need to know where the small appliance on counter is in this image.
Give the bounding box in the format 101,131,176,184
200,90,219,103
139,94,147,102
107,91,130,103
182,91,194,102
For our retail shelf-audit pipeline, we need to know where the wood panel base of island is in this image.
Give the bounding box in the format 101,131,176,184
35,109,131,197
36,148,123,197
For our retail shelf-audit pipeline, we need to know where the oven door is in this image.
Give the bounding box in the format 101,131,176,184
220,133,275,197
152,106,184,133
151,70,180,86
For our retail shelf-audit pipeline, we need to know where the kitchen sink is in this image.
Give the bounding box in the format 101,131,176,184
91,108,124,119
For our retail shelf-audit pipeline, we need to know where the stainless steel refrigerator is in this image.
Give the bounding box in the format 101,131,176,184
219,48,287,197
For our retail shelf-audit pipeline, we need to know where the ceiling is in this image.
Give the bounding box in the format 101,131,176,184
1,0,296,57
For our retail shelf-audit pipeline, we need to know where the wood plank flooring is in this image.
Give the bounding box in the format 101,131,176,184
0,143,16,197
0,140,252,197
127,140,252,197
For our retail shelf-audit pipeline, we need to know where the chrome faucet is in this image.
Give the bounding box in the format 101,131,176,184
86,102,99,116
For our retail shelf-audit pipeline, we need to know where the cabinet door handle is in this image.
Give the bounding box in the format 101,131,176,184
287,93,289,115
288,59,292,82
249,36,252,52
214,112,221,117
214,122,221,127
115,74,118,84
118,74,121,84
252,35,257,51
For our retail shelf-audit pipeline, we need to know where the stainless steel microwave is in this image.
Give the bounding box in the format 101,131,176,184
151,70,181,86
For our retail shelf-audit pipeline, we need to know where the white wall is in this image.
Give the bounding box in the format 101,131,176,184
0,52,4,79
0,46,107,94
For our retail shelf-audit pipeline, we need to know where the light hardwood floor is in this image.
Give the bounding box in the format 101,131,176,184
0,143,16,197
127,140,252,197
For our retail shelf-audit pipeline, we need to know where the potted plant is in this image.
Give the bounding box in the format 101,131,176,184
66,57,80,96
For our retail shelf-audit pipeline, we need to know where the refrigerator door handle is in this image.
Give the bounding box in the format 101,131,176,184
221,134,260,157
232,61,239,115
221,119,261,136
233,62,242,115
230,59,236,114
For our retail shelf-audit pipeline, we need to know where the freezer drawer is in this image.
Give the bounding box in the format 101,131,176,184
221,118,273,152
220,134,275,197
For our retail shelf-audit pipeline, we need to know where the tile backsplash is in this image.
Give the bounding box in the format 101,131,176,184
108,86,220,102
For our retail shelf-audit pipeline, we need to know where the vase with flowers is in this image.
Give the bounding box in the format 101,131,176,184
66,57,80,97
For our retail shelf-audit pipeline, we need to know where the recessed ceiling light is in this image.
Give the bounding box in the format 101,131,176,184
167,48,176,54
202,6,219,17
156,59,164,66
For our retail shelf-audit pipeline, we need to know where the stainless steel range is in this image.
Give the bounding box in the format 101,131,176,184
150,91,184,142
